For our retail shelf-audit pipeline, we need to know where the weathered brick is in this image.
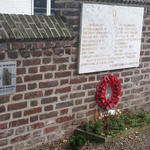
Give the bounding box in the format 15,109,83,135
16,85,26,92
121,71,133,76
60,79,69,85
13,94,23,101
28,83,37,90
55,71,71,78
44,89,53,96
17,68,26,75
24,91,43,99
0,139,8,147
56,101,73,109
60,109,68,115
2,146,13,150
0,52,5,60
23,59,41,66
86,109,96,116
71,76,87,85
44,105,53,111
10,119,28,127
43,50,52,56
24,74,42,82
30,115,38,122
83,83,97,90
44,73,53,79
0,114,10,121
56,114,75,123
70,92,85,99
13,111,22,118
40,65,56,72
16,77,23,83
75,99,82,105
42,58,51,64
53,57,69,63
88,90,95,96
28,67,38,74
72,105,87,113
41,97,57,104
44,126,58,134
24,107,42,116
8,102,27,111
11,134,30,144
84,97,95,103
0,129,13,139
58,64,67,70
30,101,38,107
0,123,7,129
31,122,44,129
40,111,58,120
7,51,18,59
31,50,42,57
55,86,71,94
0,106,5,113
39,81,58,88
0,95,10,104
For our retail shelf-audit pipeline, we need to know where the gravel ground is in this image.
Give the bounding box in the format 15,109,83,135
33,128,150,150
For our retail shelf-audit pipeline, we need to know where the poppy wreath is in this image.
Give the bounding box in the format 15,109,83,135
96,75,121,110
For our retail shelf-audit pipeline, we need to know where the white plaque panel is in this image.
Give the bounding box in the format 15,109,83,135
0,61,16,95
78,3,144,74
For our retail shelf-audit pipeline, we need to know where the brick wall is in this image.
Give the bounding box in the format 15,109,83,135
0,1,149,150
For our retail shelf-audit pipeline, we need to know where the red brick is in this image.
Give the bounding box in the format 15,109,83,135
55,71,71,78
142,57,150,62
83,83,97,90
16,77,22,83
44,89,53,96
0,114,10,121
2,146,13,150
43,50,52,56
16,85,26,92
88,90,95,96
24,91,43,99
0,123,7,129
0,129,13,139
23,59,41,66
31,122,44,129
56,114,75,123
13,94,23,101
60,79,69,85
28,83,37,90
72,105,87,113
24,107,42,116
60,109,68,115
70,92,85,99
40,111,58,120
40,65,56,72
39,81,58,88
55,86,71,94
0,139,8,147
30,101,38,107
53,57,69,63
24,74,42,82
121,71,133,76
86,109,96,116
10,119,28,127
60,95,68,101
8,102,27,111
0,106,5,113
89,102,97,109
56,101,73,109
45,126,58,134
75,99,82,105
11,134,30,144
69,63,76,69
30,115,38,122
28,67,38,74
42,58,51,64
17,68,26,75
0,52,5,60
13,111,22,118
31,50,42,57
0,95,10,104
89,76,95,81
58,64,67,70
44,73,53,79
44,105,53,111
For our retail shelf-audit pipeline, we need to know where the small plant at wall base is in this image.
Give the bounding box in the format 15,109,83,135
69,135,87,150
82,111,150,137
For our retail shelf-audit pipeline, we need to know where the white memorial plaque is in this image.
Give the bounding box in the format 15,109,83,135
78,3,144,74
0,61,16,95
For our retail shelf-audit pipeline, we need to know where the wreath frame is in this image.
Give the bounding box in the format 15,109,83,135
96,75,121,110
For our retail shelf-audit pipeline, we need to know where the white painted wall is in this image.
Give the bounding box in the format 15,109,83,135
0,0,32,15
